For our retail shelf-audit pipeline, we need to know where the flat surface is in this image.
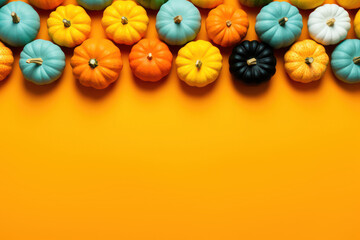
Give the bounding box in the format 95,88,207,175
1,0,360,239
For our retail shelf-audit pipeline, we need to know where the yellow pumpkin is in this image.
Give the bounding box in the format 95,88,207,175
190,0,223,9
102,1,149,45
0,41,14,81
47,4,91,48
284,40,329,83
290,0,325,9
336,0,360,9
176,40,223,87
355,10,360,39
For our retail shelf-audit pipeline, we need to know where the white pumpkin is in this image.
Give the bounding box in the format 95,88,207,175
308,4,351,46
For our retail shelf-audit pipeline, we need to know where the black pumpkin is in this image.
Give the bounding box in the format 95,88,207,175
229,40,277,84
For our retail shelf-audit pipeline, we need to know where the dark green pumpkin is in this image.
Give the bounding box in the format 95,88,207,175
239,0,272,7
136,0,168,10
229,40,277,84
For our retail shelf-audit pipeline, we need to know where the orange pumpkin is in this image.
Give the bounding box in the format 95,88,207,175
206,4,249,47
0,41,14,81
129,39,173,82
28,0,64,10
70,38,123,89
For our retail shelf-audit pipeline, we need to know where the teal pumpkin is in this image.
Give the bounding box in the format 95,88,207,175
239,0,272,7
0,0,8,7
76,0,113,10
255,1,303,49
137,0,168,10
20,40,66,85
156,0,201,45
331,39,360,84
0,1,40,47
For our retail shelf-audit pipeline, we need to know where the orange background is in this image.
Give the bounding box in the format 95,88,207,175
1,0,360,239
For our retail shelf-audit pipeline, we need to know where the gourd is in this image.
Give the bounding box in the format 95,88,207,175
19,40,66,85
136,0,167,10
238,0,272,7
176,40,223,87
0,0,8,7
190,0,223,9
0,1,40,47
102,1,149,45
336,0,360,9
331,39,360,84
255,1,303,49
206,4,249,47
129,39,173,82
48,5,91,48
28,0,64,10
229,40,276,84
308,4,351,46
77,0,113,11
156,0,201,46
290,0,324,10
284,40,329,83
0,41,14,81
70,38,123,89
355,10,360,39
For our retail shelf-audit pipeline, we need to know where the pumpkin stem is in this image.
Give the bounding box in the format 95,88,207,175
305,57,314,65
63,19,71,28
11,12,20,24
195,60,202,69
121,16,128,25
26,58,43,65
147,53,153,60
353,57,360,65
327,18,336,27
174,15,183,24
247,58,257,66
278,17,288,26
89,59,98,69
226,20,232,27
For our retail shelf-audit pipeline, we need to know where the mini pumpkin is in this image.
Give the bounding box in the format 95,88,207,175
308,4,351,46
255,1,303,49
331,39,360,84
129,39,173,82
0,1,40,47
239,0,272,7
176,40,223,87
156,0,201,46
77,0,113,10
229,40,276,84
28,0,64,10
355,10,360,39
136,0,167,10
206,4,249,47
47,4,91,48
0,0,8,7
19,40,66,85
284,40,329,83
336,0,360,9
71,38,123,89
190,0,223,9
0,41,14,81
290,0,324,10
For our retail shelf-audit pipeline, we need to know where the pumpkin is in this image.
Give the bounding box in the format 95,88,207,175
205,4,249,47
102,1,149,45
331,39,360,84
136,0,167,10
354,10,360,39
47,5,91,48
308,4,351,46
238,0,272,7
0,41,14,81
284,40,329,83
336,0,360,9
190,0,223,9
255,1,303,49
129,39,173,82
28,0,64,10
19,40,66,85
0,0,8,7
176,40,223,87
229,40,276,84
156,0,201,46
70,38,123,89
290,0,325,10
77,0,113,10
0,1,40,47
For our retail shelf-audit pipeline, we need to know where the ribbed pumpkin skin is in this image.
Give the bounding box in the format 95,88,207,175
206,4,249,47
129,39,173,82
336,0,360,9
190,0,223,9
71,38,123,89
355,10,360,39
0,0,8,7
136,0,167,10
239,0,272,7
290,0,324,10
77,0,113,10
0,41,14,81
28,0,64,10
284,40,329,83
